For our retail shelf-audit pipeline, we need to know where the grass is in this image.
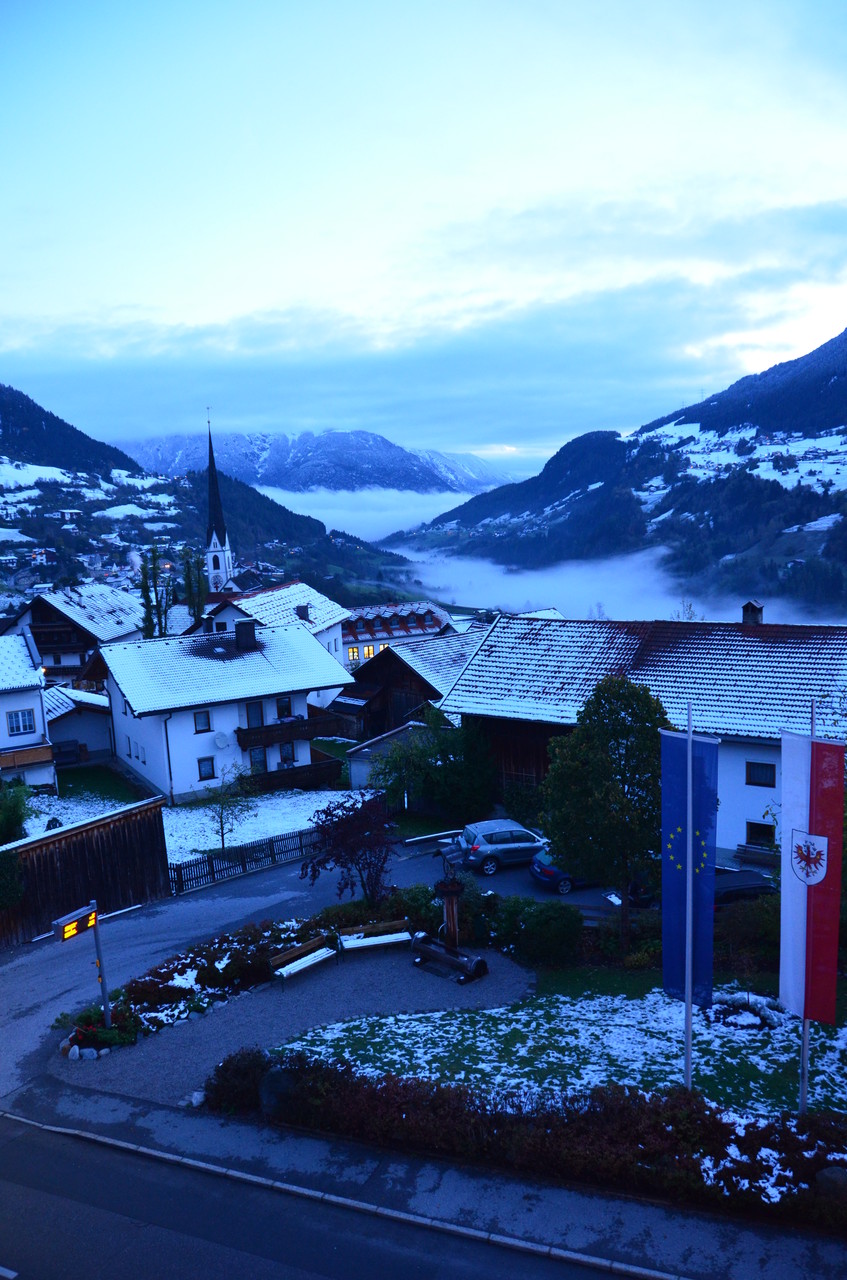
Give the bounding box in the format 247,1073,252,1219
392,812,458,840
57,765,147,803
312,738,351,787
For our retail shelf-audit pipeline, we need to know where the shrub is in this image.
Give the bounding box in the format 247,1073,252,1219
0,782,29,849
70,997,143,1049
0,848,24,910
205,1047,271,1114
513,901,583,967
714,894,780,972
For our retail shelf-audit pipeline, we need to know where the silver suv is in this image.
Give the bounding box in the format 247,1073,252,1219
447,819,549,876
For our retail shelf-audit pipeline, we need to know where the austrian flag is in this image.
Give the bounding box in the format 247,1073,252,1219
779,732,845,1025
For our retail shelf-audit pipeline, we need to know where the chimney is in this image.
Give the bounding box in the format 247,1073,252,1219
742,600,764,626
235,619,257,650
202,617,213,634
295,603,311,622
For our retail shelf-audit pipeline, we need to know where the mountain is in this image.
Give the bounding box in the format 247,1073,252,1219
123,429,510,494
0,384,142,476
395,327,847,610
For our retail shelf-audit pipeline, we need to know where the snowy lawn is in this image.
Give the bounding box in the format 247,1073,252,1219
281,986,847,1117
27,778,347,863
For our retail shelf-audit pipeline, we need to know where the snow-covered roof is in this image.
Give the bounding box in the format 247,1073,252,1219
439,615,847,740
0,634,42,693
43,685,110,721
101,623,354,715
358,628,491,697
213,581,349,634
343,600,454,642
36,584,145,642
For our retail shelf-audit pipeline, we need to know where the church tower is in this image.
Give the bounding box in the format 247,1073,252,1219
205,423,236,594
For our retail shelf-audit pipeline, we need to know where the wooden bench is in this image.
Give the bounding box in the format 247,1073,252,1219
337,918,413,955
270,934,338,985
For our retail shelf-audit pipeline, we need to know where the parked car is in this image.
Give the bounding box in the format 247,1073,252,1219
713,868,777,909
529,848,586,895
446,819,549,876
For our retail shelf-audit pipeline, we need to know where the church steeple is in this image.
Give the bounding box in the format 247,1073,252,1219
204,412,235,594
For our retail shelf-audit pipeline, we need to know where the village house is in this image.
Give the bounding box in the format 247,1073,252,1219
0,633,55,791
437,603,847,863
99,618,354,803
0,582,144,685
341,601,455,670
42,685,112,766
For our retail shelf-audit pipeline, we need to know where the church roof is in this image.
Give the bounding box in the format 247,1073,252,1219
206,428,228,547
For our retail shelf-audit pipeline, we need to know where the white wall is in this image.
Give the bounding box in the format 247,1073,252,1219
716,739,782,857
0,686,48,751
48,708,113,759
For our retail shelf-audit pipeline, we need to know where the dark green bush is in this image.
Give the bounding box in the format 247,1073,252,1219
205,1047,270,1114
501,781,543,829
0,781,29,848
71,998,143,1048
493,895,582,966
0,848,24,910
714,894,781,972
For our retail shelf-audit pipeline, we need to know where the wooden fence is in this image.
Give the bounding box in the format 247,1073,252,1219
0,798,169,948
168,827,321,895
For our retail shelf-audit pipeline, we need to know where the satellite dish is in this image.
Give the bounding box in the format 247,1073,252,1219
214,731,230,749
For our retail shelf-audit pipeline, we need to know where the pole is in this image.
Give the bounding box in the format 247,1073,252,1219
799,698,816,1113
684,702,694,1090
91,900,112,1030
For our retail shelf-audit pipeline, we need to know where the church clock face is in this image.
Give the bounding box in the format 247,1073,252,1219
211,574,223,591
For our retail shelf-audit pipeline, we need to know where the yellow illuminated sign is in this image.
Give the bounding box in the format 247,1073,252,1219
54,907,97,941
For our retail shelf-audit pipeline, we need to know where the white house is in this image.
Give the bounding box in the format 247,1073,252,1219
0,633,56,791
192,580,350,708
438,605,847,863
0,583,144,685
100,618,354,803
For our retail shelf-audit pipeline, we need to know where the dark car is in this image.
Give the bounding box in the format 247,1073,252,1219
529,848,586,895
446,819,549,876
713,868,777,908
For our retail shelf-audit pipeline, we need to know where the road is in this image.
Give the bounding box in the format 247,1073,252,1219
0,1117,587,1280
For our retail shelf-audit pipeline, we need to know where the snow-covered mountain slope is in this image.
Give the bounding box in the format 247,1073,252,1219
124,429,511,494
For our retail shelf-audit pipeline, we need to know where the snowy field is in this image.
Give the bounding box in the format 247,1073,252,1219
26,788,345,863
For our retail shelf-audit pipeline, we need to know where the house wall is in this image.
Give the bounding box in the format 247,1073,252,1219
48,708,113,762
107,675,314,802
0,685,54,788
715,739,782,858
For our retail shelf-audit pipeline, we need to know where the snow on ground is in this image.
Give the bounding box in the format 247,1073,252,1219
92,504,153,520
0,458,75,488
0,529,34,542
26,787,346,862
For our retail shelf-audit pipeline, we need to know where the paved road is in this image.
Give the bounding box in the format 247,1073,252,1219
0,1118,581,1280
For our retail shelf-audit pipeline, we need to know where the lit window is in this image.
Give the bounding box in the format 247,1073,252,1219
7,709,35,736
363,645,374,660
194,709,211,734
746,761,775,788
379,643,388,652
348,646,359,662
198,757,215,781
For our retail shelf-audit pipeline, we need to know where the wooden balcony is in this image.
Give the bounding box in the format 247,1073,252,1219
234,710,347,750
244,753,342,794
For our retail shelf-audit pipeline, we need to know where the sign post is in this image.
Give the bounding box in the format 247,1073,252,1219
52,900,111,1029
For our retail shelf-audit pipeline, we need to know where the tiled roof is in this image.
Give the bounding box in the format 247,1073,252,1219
38,584,144,642
0,635,42,693
43,686,109,721
363,629,492,697
223,581,349,633
439,616,847,739
101,623,353,715
343,600,453,643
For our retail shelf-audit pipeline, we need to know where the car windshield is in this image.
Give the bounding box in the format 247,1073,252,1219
462,826,478,844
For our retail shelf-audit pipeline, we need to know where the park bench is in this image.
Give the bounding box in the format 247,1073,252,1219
337,918,413,956
270,934,338,985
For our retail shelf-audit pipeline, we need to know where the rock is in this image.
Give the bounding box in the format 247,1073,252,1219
80,1047,98,1061
98,1047,111,1057
259,1066,298,1121
188,1011,202,1020
816,1165,847,1198
68,1044,80,1061
190,1090,205,1108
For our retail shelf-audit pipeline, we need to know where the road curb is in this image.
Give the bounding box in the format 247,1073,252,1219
1,1108,692,1280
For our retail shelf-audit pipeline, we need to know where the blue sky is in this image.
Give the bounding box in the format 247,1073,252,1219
2,0,847,476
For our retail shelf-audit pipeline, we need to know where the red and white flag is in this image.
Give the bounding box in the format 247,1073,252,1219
780,732,845,1024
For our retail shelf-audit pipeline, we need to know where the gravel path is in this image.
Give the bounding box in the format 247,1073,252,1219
50,949,533,1106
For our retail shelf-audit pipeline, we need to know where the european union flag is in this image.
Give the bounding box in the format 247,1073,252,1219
661,729,719,1009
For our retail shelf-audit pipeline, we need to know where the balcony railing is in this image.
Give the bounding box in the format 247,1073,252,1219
234,711,347,750
245,756,342,793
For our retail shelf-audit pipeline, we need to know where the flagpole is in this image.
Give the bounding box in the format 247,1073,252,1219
684,701,694,1090
799,699,816,1114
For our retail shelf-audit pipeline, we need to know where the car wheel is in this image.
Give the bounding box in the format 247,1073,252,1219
480,856,499,876
556,877,573,895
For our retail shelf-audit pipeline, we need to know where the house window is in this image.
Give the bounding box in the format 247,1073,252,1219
126,735,132,757
379,643,388,652
249,746,267,773
133,741,139,758
123,700,129,717
246,701,264,729
198,756,215,781
746,821,776,848
215,621,227,632
6,709,35,736
140,745,146,765
52,653,62,666
194,709,211,734
363,645,375,660
212,554,220,571
334,637,339,651
746,761,775,788
279,742,295,766
348,646,359,663
276,695,292,719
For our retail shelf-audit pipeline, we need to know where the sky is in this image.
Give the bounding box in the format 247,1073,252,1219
2,1,847,477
